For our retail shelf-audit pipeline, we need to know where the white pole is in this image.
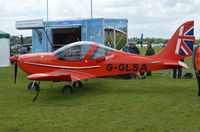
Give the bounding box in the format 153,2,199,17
91,0,93,19
91,0,93,41
46,0,49,52
47,0,49,21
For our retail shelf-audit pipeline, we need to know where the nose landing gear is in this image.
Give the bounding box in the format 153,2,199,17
27,81,40,102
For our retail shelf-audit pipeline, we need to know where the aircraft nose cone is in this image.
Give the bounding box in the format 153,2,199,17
10,56,18,62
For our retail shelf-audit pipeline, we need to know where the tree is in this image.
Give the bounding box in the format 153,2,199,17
10,36,32,46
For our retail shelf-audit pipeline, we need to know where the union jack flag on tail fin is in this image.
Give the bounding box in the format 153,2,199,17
154,21,195,61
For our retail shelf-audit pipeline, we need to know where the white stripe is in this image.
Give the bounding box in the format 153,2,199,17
25,62,100,69
151,61,160,64
184,26,194,36
183,39,193,53
179,26,184,36
175,39,181,54
181,46,189,55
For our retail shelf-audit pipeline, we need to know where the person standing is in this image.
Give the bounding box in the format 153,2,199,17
193,45,200,96
122,45,131,53
107,41,112,48
128,43,145,79
129,43,140,55
20,46,27,54
173,59,184,79
118,44,132,79
145,44,155,76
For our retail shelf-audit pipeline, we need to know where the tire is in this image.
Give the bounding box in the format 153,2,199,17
62,85,73,94
28,82,39,91
73,81,83,88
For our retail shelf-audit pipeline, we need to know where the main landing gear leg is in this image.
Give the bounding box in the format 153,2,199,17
28,81,40,91
62,81,83,94
73,81,83,88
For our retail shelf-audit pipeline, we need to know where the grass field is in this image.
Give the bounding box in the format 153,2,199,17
1,48,200,132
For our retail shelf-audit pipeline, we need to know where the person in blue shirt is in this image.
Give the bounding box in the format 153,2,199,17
122,45,131,53
107,41,112,48
119,45,132,79
20,46,27,54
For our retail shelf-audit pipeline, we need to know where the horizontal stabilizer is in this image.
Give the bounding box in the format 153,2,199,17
178,61,189,69
163,61,189,69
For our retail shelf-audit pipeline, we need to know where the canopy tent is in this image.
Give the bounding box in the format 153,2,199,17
0,30,10,67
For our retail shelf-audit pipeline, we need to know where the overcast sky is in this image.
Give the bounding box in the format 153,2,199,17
0,0,200,39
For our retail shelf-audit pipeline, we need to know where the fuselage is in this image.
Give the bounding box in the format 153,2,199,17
16,49,170,78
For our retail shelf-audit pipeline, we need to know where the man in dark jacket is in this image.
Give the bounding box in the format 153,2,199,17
145,44,155,76
129,43,140,55
145,44,155,56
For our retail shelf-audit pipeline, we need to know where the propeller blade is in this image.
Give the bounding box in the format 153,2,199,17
14,62,18,84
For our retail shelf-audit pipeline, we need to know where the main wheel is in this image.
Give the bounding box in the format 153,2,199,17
73,81,83,88
28,82,39,91
62,85,73,94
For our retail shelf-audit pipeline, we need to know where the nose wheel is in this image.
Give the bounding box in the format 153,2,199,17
28,81,40,102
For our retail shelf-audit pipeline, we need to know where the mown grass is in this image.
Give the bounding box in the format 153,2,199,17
0,47,200,132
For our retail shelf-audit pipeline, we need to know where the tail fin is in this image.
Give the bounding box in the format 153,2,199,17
154,21,195,61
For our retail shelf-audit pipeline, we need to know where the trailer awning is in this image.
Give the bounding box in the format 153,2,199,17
0,31,10,38
16,19,44,30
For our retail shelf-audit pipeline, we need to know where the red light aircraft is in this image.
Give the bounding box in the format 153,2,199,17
10,21,194,97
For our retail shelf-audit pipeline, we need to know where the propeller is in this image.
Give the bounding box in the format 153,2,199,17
9,56,18,83
14,62,18,83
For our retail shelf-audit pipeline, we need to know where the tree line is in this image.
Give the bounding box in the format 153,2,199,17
10,36,32,46
128,37,200,45
128,37,169,44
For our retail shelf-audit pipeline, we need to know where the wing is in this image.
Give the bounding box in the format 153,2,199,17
27,70,96,82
